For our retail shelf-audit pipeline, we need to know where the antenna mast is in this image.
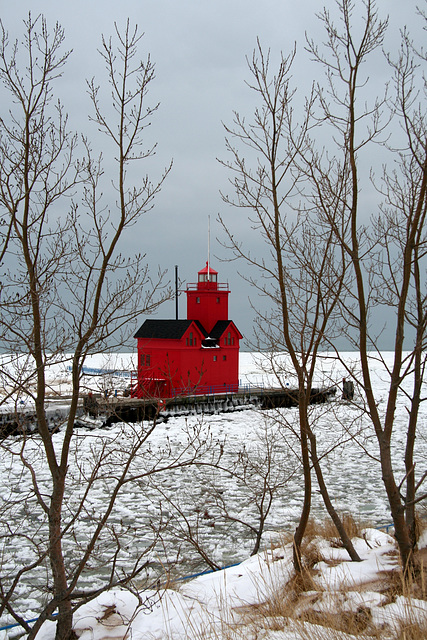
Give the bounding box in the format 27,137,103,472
207,215,210,282
175,265,179,320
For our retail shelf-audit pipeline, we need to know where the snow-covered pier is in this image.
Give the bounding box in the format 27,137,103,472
80,384,337,425
0,385,337,434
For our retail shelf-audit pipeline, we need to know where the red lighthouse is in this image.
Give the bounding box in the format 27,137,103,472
133,262,242,398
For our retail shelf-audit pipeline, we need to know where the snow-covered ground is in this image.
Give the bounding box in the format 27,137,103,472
31,529,427,640
0,351,426,638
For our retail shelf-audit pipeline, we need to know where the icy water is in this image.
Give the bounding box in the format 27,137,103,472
0,351,426,622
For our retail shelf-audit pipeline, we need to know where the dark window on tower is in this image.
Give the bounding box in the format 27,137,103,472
187,331,195,346
213,355,217,362
196,297,200,303
140,354,151,367
216,297,220,303
223,355,227,361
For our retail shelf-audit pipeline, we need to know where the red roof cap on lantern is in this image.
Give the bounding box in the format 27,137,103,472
198,262,218,276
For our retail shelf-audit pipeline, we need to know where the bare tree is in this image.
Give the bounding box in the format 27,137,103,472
218,40,361,569
0,412,217,636
155,414,299,569
376,20,427,554
303,0,426,573
0,15,175,639
220,0,427,576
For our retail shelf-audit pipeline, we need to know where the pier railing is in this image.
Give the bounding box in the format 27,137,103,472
171,383,239,397
130,376,265,399
186,282,229,291
130,372,337,404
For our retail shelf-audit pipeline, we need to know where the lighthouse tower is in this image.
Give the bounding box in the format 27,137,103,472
186,262,229,333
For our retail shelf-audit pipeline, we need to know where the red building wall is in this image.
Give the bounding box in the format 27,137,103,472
199,345,240,392
137,326,206,397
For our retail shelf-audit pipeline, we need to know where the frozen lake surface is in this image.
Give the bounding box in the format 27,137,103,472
0,351,425,623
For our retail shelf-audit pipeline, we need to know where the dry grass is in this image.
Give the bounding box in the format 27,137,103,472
237,575,384,639
297,607,378,638
231,516,427,640
381,547,426,604
395,622,427,640
303,514,368,543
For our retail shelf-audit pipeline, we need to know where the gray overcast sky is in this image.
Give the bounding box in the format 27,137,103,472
1,1,423,349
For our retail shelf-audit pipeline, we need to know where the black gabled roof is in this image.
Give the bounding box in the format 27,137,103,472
134,318,241,341
134,320,207,340
134,319,194,340
209,320,242,339
193,320,208,338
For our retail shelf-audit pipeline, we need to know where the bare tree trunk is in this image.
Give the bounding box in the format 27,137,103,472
307,424,361,562
49,485,73,640
293,398,312,571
